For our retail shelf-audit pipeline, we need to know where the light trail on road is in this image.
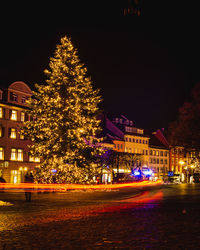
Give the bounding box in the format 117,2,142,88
0,180,162,192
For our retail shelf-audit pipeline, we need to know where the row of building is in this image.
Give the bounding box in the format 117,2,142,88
0,81,196,184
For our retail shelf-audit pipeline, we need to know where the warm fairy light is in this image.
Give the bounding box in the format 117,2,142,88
22,36,104,184
0,180,162,192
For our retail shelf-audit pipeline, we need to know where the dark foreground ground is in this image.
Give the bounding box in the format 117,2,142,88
1,184,200,249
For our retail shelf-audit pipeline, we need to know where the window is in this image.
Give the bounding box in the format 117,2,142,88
29,156,40,162
10,92,18,102
22,96,27,104
160,151,163,156
0,147,4,160
10,110,17,121
0,107,3,118
132,138,135,142
156,151,159,156
10,128,17,139
129,138,131,142
0,126,4,138
149,150,152,155
137,129,143,134
20,134,24,140
21,112,25,122
17,149,23,161
121,144,123,149
11,148,23,161
11,148,17,160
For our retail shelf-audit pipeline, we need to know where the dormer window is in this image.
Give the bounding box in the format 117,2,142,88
22,96,27,104
10,92,18,102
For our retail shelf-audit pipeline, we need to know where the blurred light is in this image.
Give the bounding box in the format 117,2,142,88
142,169,153,176
0,180,162,192
133,170,141,176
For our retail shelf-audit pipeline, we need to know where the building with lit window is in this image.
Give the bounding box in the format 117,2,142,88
0,81,40,183
112,115,150,168
149,132,169,180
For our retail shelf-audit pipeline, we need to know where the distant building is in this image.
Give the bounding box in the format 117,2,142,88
149,131,169,180
112,115,149,167
0,82,40,183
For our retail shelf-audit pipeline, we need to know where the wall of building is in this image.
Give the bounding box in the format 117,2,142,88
0,82,39,183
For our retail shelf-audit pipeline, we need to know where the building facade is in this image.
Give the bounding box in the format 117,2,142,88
0,81,40,183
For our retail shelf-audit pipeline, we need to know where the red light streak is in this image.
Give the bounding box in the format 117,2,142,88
0,180,162,192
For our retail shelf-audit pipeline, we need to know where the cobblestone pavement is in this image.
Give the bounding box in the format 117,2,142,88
1,184,200,249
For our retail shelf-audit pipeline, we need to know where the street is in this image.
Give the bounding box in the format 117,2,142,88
1,184,200,249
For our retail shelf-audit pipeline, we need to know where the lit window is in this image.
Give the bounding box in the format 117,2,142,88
11,110,17,121
21,112,25,122
17,149,23,161
0,127,2,137
11,148,17,160
29,156,40,162
35,157,40,162
10,128,17,139
20,133,24,140
0,147,4,160
0,107,3,118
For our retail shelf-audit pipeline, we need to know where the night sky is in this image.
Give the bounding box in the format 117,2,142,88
0,1,199,129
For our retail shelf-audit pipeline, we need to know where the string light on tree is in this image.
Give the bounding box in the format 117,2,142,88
23,36,104,184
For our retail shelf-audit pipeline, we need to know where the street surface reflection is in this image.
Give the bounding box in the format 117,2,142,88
1,184,200,249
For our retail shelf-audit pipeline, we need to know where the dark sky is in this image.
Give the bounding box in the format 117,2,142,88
0,1,200,129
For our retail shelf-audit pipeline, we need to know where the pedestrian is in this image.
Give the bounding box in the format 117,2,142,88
24,172,34,202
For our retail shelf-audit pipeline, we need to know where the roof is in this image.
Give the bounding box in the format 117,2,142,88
149,133,169,150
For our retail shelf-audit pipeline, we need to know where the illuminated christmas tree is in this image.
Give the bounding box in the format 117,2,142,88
23,36,103,183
